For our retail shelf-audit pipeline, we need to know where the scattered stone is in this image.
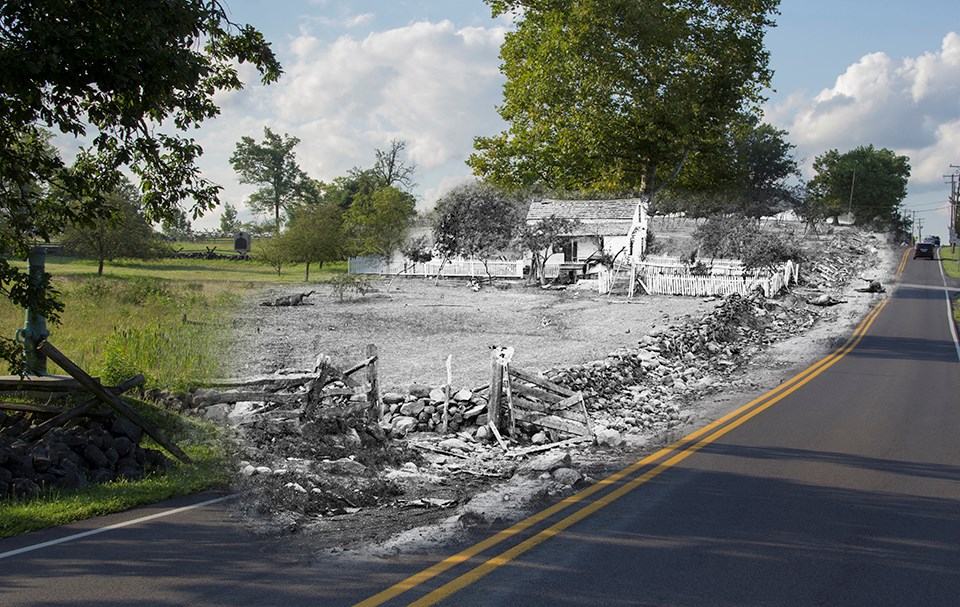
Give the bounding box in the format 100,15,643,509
552,467,583,487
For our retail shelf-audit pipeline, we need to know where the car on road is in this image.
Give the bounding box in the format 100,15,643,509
914,242,935,259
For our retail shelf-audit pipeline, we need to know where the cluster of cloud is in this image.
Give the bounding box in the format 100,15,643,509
195,16,509,228
767,32,960,186
195,11,959,233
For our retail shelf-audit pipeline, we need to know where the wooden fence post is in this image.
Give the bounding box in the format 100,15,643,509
365,344,381,419
488,349,504,430
37,341,191,464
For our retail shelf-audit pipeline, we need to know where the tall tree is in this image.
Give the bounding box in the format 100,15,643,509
520,216,582,285
230,127,309,229
283,202,345,281
469,0,779,195
0,0,280,367
161,207,193,241
432,182,524,278
342,186,417,260
219,202,241,235
668,114,800,218
807,145,911,226
60,179,169,276
372,139,417,190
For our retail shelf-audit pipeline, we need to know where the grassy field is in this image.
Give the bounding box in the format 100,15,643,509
938,246,960,324
1,255,346,388
0,253,346,535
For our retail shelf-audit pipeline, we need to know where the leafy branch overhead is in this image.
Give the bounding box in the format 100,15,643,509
0,0,281,370
470,0,780,195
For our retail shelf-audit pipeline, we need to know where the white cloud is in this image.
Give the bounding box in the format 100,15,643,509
766,32,960,185
191,17,508,229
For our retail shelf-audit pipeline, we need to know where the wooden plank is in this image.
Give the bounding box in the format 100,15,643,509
508,379,562,405
21,375,145,442
507,367,577,398
0,401,66,414
511,394,552,413
0,375,90,392
38,341,192,464
204,373,316,388
554,393,583,411
511,395,586,423
365,344,380,417
487,420,508,450
488,351,504,430
512,410,590,436
509,435,593,457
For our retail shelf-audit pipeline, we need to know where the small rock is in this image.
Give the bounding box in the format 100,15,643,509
595,428,623,447
454,388,473,402
520,452,572,473
438,437,472,452
391,416,419,436
552,467,583,487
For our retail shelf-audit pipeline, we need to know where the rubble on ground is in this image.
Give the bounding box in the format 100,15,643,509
0,408,172,498
134,230,897,543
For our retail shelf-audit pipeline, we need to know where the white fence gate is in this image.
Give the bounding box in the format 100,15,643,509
597,258,800,298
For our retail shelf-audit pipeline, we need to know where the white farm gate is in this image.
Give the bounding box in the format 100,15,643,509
597,258,800,298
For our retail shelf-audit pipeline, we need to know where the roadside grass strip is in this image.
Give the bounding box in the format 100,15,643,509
355,296,892,607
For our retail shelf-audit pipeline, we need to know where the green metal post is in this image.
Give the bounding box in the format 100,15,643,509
16,246,50,375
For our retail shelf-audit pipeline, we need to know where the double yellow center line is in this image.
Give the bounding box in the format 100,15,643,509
357,254,903,607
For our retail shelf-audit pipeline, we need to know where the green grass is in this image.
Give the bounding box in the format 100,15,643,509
937,247,960,325
0,254,351,536
0,399,234,538
1,256,347,389
35,254,347,284
939,245,960,279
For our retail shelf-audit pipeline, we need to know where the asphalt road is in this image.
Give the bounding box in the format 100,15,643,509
2,249,959,606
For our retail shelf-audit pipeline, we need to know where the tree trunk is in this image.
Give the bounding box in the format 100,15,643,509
305,261,310,282
97,257,104,276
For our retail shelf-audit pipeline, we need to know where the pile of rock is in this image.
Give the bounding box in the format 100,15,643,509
380,384,488,436
0,408,171,498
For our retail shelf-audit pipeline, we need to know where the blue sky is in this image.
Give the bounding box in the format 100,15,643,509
190,0,960,238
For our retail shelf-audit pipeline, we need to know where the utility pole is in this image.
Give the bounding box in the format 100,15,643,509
950,165,960,251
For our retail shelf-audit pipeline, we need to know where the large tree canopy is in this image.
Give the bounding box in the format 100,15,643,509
807,145,911,226
664,113,799,218
0,0,280,359
469,0,779,195
432,182,524,270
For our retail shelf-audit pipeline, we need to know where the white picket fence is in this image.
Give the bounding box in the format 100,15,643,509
598,258,800,298
348,256,526,278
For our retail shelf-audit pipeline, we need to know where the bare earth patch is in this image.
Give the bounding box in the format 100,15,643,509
225,230,902,556
233,279,714,391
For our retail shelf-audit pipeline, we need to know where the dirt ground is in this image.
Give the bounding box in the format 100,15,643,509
228,234,903,557
233,278,715,392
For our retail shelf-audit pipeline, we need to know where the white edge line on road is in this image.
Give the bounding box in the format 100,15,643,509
0,494,235,560
936,250,960,363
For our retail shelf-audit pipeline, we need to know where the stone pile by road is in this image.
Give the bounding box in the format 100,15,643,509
0,409,171,498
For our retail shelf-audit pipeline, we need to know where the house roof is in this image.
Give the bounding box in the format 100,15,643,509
525,198,641,223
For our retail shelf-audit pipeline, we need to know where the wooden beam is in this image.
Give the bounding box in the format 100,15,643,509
488,351,504,430
0,401,66,414
21,375,144,442
507,367,577,397
512,410,590,436
37,341,192,464
508,379,562,405
0,375,89,392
